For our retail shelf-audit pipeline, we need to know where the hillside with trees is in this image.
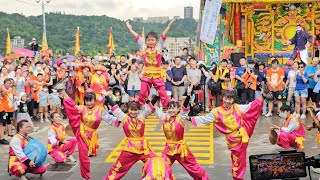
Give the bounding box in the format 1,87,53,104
0,12,197,55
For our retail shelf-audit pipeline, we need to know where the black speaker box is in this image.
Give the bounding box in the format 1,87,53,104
230,53,245,67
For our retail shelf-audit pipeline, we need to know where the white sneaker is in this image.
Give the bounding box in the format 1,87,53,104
262,112,267,115
300,114,306,119
295,114,300,118
45,118,50,123
205,108,210,113
19,175,28,180
264,112,272,117
68,155,77,162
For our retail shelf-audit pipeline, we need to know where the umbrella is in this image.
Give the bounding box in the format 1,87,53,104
6,54,23,59
13,48,35,57
57,55,76,62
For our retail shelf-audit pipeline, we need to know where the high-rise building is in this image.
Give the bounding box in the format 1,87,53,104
164,37,196,60
184,6,193,19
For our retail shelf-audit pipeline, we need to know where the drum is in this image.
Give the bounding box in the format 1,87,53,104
23,139,47,167
269,129,278,145
65,124,75,137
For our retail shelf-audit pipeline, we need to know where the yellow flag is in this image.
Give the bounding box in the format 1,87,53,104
42,32,48,50
108,28,115,55
6,28,11,55
75,27,80,56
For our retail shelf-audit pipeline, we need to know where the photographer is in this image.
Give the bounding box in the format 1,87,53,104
241,60,258,104
28,38,40,52
270,105,305,150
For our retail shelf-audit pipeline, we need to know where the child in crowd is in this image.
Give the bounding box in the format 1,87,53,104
31,73,46,120
17,92,39,131
38,85,50,123
49,89,61,115
1,78,15,137
12,86,19,128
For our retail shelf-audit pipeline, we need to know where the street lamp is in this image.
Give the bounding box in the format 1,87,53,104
36,0,50,49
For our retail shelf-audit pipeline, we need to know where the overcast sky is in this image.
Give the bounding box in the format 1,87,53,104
0,0,200,20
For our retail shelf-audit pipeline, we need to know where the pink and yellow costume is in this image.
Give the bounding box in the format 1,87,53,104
9,134,47,177
312,111,320,143
191,98,264,180
76,63,93,105
104,103,156,180
277,115,305,150
63,98,119,179
91,65,109,106
142,155,175,180
154,106,209,180
47,122,77,163
135,35,169,107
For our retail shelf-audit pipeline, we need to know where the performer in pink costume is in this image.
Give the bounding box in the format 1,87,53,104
153,85,209,180
47,112,77,163
141,155,175,180
9,120,46,180
126,19,175,108
60,90,119,180
101,90,156,180
270,105,305,150
190,86,272,180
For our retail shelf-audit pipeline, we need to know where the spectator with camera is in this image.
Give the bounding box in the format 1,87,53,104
242,60,258,103
28,38,40,52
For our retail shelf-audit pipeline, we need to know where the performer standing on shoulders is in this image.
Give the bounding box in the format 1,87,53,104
152,85,209,180
126,19,176,108
60,89,119,180
47,112,77,163
270,105,305,150
9,120,46,180
189,85,273,180
101,89,156,180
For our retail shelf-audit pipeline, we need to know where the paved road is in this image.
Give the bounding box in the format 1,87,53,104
1,113,320,180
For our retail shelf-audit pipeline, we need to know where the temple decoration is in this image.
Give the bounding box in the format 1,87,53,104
198,0,320,65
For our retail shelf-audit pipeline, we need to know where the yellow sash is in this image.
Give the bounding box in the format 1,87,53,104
126,137,151,155
80,122,98,156
316,131,320,144
295,137,305,150
226,127,249,149
166,139,189,159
